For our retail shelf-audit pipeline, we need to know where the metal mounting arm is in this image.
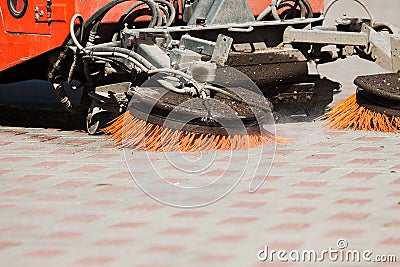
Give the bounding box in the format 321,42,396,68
283,22,400,73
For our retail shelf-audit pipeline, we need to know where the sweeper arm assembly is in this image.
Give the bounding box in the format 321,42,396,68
84,0,400,134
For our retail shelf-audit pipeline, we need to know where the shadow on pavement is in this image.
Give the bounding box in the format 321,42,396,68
0,104,86,131
0,80,86,131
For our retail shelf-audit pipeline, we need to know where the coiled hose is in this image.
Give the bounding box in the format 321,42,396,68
257,0,313,21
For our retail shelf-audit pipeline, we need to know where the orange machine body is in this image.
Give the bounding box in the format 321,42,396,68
0,0,324,73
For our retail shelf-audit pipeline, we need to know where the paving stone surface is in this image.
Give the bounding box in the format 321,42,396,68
0,118,399,267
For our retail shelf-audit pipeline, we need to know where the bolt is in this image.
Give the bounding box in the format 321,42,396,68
34,6,39,12
35,14,39,20
39,10,44,17
126,37,135,47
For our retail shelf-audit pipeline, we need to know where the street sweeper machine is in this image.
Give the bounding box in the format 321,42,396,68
1,0,400,151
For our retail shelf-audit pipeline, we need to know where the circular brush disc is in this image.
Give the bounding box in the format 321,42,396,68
354,73,400,117
128,66,273,136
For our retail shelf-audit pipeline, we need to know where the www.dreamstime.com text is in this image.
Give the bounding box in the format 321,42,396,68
257,239,397,263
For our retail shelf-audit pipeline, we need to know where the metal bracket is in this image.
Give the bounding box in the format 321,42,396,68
34,2,66,23
391,35,400,73
170,49,201,69
137,44,170,68
211,35,233,65
180,34,233,65
271,91,314,103
342,45,354,56
188,0,254,26
361,24,395,72
180,35,216,56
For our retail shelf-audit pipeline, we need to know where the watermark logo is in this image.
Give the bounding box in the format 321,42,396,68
257,239,397,263
123,66,277,208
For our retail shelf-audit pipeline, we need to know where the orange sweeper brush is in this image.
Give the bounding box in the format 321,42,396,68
319,73,400,133
104,71,285,152
103,112,281,152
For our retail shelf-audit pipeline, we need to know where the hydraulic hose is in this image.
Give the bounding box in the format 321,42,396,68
155,0,176,26
116,0,175,32
157,79,198,96
257,0,312,21
148,68,202,94
257,5,272,21
68,0,158,48
88,51,149,72
70,14,84,50
53,82,79,113
86,46,155,70
372,21,399,35
67,54,78,91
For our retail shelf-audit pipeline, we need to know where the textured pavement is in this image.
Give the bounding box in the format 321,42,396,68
1,1,400,266
0,115,399,267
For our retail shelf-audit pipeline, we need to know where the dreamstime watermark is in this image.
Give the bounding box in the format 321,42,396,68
123,66,277,208
257,239,397,263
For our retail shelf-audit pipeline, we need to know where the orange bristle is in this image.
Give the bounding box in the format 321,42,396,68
318,94,400,133
103,112,286,152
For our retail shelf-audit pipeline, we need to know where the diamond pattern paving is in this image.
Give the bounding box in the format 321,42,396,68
0,119,398,267
2,1,400,263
